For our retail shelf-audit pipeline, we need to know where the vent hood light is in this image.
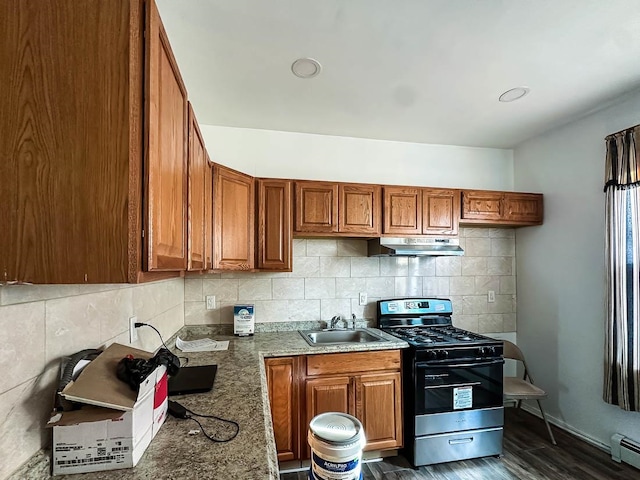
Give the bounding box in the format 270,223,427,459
499,86,530,102
368,237,464,257
291,58,322,79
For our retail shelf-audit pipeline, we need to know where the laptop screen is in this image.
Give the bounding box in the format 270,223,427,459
168,365,217,396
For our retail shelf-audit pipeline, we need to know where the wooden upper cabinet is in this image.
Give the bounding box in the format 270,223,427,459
186,103,209,271
461,190,503,222
339,184,381,235
257,179,292,271
294,181,381,236
294,181,339,234
0,0,191,283
144,0,188,272
461,190,543,226
422,188,460,236
504,193,543,224
213,164,255,270
383,187,422,235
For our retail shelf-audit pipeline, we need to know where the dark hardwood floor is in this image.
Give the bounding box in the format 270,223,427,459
281,408,640,479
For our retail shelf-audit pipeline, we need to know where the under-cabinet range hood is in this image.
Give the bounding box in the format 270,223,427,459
368,237,464,257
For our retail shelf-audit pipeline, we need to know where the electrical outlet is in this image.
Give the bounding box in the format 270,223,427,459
488,290,496,303
129,316,138,343
359,292,367,306
206,295,216,310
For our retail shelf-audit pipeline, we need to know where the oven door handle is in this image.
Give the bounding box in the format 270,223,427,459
416,358,504,369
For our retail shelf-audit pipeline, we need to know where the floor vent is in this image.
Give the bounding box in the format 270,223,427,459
611,433,640,470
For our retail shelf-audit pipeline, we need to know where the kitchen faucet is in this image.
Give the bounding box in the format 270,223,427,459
329,314,358,330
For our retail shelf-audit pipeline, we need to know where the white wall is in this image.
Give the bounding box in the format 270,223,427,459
201,126,514,190
513,88,640,448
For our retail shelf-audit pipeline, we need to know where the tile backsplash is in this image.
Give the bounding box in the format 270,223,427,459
0,278,184,480
185,227,517,334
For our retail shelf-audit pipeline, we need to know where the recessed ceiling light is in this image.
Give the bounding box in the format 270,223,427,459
499,87,530,102
291,58,322,79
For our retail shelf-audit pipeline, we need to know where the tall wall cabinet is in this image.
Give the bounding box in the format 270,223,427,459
0,0,197,283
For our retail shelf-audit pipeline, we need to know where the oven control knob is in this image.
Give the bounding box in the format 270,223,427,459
477,347,487,357
426,350,438,360
486,346,496,356
437,350,449,360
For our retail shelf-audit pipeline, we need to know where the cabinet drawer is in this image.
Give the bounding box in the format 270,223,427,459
306,350,401,376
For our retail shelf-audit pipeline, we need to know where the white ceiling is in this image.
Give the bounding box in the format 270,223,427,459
156,0,640,149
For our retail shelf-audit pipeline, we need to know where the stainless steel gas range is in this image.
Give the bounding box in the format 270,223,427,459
377,297,504,467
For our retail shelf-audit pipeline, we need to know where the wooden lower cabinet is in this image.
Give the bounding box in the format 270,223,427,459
355,372,403,451
265,357,300,462
265,350,403,463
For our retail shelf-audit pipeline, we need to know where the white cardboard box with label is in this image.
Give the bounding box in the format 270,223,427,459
48,343,169,476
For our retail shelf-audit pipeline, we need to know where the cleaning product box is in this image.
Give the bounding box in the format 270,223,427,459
48,343,168,476
234,304,255,336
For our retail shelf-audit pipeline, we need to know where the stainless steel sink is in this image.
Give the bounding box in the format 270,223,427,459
299,328,389,346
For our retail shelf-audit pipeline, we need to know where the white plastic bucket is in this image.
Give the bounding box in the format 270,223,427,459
308,412,366,480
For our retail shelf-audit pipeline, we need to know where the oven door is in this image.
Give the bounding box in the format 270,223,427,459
414,358,503,415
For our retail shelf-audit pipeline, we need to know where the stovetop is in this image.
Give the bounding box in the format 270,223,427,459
382,325,498,348
377,297,501,349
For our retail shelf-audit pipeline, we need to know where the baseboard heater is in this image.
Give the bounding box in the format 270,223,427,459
611,433,640,470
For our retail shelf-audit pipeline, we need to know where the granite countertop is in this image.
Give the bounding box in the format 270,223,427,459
12,327,407,480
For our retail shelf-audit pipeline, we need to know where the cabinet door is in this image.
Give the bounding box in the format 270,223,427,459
422,188,460,236
304,376,353,459
339,184,381,235
187,103,207,271
294,181,339,233
204,153,213,270
355,372,403,451
213,165,255,270
0,0,142,283
383,187,422,235
265,357,300,462
504,193,543,225
145,0,188,271
461,190,503,222
306,376,353,422
257,179,292,271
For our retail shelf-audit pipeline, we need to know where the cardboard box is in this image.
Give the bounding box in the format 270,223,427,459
48,343,168,476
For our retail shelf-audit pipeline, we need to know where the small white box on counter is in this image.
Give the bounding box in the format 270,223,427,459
48,343,168,476
234,304,255,336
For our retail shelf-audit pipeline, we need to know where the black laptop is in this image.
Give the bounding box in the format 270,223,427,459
168,364,217,396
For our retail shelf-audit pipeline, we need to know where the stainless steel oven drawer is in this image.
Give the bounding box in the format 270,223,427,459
415,406,503,436
413,427,503,466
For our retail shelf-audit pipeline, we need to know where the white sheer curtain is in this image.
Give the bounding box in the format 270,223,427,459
604,125,640,411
